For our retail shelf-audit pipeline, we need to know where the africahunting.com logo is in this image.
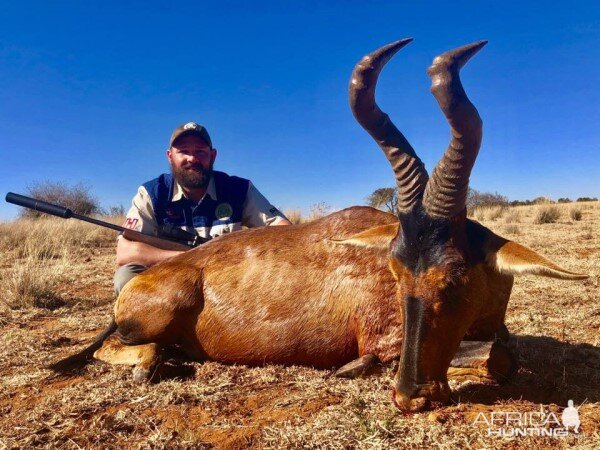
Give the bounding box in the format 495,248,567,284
473,400,585,437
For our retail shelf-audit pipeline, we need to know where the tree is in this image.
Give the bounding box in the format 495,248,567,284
367,187,511,214
367,187,397,214
22,181,100,219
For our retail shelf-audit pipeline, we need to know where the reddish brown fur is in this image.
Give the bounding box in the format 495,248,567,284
114,207,404,368
111,207,520,371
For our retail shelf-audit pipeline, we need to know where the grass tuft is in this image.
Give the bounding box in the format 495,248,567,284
534,206,561,224
1,255,69,309
503,208,522,223
570,208,583,221
504,224,521,235
283,209,304,225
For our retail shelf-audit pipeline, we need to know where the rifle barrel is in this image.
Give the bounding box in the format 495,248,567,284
5,192,196,249
71,211,127,233
6,192,126,232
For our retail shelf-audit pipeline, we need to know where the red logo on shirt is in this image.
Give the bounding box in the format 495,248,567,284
123,218,139,229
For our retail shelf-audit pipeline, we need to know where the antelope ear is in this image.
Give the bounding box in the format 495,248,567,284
483,232,588,280
330,223,399,249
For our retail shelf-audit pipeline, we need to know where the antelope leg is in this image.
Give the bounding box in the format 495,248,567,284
334,354,379,378
94,335,161,383
448,340,515,382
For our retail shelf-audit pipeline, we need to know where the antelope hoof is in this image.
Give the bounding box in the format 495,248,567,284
334,354,378,378
132,365,152,383
391,382,451,413
392,388,431,413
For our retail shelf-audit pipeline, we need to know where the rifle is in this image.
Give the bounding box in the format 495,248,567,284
5,192,207,251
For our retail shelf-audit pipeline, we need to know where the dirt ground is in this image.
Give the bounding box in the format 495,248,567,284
0,202,598,449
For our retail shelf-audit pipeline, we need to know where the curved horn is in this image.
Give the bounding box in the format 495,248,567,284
423,41,488,218
349,39,428,212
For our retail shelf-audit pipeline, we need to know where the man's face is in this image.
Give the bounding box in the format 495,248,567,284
167,134,217,189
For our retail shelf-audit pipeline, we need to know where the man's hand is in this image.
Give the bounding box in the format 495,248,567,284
116,237,186,267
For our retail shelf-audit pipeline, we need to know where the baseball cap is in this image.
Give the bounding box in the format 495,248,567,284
169,122,213,148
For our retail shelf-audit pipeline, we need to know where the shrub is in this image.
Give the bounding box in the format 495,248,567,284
21,181,100,218
570,208,583,221
510,199,533,206
532,196,554,205
466,188,509,210
535,206,561,224
104,204,126,217
576,197,598,202
557,198,572,203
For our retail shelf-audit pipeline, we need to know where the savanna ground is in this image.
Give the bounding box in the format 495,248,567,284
0,202,598,449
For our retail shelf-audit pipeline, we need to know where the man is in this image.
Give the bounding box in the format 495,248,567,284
115,121,291,294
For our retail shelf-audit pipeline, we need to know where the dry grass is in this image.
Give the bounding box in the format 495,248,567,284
0,203,599,449
308,202,332,221
2,257,70,309
504,224,522,235
504,207,522,223
283,209,304,225
583,226,595,240
470,205,509,222
0,217,118,310
0,216,118,259
283,203,335,224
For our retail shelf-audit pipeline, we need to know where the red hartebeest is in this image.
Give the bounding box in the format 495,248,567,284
52,39,587,412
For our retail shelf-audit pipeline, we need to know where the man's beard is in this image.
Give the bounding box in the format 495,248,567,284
171,161,214,189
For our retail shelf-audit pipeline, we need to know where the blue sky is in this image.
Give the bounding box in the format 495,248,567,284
1,1,598,220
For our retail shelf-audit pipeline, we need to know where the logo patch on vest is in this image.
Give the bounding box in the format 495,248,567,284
215,203,233,220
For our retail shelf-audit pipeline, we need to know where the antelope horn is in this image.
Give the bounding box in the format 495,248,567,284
423,40,488,218
349,39,428,212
